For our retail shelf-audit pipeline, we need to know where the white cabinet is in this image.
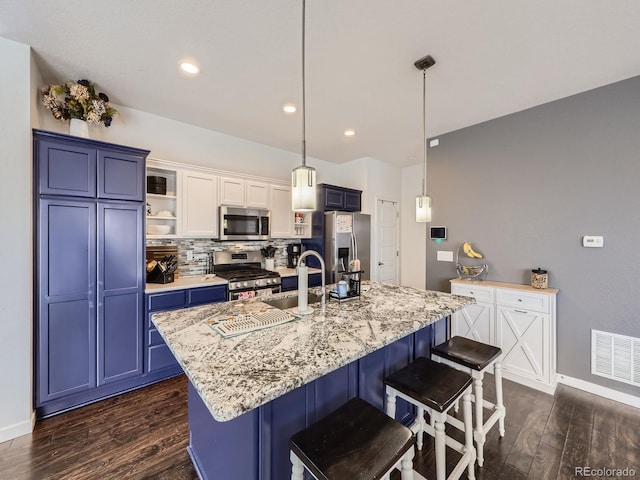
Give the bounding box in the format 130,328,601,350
146,164,179,238
246,181,269,208
219,177,269,208
450,279,558,394
451,283,495,346
269,184,294,238
268,184,311,238
182,171,218,238
219,176,245,206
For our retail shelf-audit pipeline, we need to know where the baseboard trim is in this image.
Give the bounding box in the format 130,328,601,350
501,370,557,395
557,374,640,409
0,411,35,443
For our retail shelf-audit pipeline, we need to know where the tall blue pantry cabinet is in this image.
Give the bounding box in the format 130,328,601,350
34,130,150,418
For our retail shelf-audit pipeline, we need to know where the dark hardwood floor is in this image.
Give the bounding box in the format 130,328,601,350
1,374,638,479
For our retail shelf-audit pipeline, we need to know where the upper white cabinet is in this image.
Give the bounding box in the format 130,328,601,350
269,184,294,238
146,159,303,240
450,279,558,394
182,171,218,238
146,163,180,238
219,177,269,208
246,181,269,208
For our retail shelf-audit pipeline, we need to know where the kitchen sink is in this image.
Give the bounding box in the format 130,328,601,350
262,292,323,310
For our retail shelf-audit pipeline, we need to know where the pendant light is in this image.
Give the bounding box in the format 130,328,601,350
414,54,436,223
292,0,317,211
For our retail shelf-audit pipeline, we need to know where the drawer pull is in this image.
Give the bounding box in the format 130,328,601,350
514,309,528,314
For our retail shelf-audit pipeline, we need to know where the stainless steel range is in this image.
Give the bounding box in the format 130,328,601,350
213,250,281,301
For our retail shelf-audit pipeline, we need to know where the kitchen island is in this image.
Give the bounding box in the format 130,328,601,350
152,282,473,480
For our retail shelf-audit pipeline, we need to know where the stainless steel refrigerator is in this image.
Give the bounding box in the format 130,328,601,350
324,211,371,284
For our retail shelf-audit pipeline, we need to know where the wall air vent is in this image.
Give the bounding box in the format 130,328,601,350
591,329,640,387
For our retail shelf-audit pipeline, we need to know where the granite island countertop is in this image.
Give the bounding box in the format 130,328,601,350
151,281,474,422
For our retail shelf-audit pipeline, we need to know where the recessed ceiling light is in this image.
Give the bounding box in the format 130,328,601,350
180,62,200,75
283,104,297,113
344,129,355,137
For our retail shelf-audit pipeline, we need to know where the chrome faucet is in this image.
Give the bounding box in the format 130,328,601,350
296,250,326,307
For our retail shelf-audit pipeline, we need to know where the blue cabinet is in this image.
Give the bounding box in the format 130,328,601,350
36,130,145,201
37,198,97,401
280,273,322,292
35,130,149,418
145,284,227,376
97,202,144,385
187,321,445,480
320,184,362,212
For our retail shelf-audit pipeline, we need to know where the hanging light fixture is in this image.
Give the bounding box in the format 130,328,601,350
292,0,317,212
414,54,436,223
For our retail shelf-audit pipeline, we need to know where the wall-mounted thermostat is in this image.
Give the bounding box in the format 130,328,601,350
430,226,447,240
582,235,604,248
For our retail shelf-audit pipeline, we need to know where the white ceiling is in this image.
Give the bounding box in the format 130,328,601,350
2,0,640,167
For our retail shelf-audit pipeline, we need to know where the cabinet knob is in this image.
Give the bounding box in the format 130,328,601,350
470,291,474,295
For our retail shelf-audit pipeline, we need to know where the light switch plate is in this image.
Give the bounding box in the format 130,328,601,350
437,250,454,262
582,235,604,248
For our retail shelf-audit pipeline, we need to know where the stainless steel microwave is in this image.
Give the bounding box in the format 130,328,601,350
219,206,270,240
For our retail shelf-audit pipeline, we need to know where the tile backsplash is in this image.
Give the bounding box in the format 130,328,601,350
146,238,301,276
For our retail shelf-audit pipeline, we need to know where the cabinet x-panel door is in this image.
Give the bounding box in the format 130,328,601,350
496,307,549,383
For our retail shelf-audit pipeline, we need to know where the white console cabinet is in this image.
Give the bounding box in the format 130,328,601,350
451,279,558,394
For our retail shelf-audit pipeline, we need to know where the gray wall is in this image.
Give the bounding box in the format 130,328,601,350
426,75,640,396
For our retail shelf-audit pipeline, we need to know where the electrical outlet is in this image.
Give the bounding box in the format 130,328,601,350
186,251,194,261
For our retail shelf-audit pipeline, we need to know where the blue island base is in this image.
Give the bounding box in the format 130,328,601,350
187,321,447,480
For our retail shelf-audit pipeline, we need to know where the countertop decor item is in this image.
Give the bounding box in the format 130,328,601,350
531,268,548,289
456,241,488,281
40,79,118,130
260,244,277,270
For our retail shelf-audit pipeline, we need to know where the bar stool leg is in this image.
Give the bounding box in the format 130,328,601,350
290,451,304,480
462,391,476,480
416,407,426,450
386,390,397,418
400,448,415,480
434,415,446,480
494,362,506,436
473,373,485,467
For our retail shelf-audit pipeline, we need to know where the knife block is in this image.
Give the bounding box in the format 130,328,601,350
146,264,175,284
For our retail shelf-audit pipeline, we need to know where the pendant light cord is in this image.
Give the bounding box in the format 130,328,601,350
422,69,427,196
301,0,307,167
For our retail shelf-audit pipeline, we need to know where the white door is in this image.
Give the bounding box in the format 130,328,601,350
182,171,218,237
376,199,399,284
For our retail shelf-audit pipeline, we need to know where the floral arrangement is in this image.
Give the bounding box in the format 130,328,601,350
40,79,118,127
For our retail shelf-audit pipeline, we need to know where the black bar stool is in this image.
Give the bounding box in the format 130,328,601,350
431,336,505,467
289,397,415,480
385,357,476,480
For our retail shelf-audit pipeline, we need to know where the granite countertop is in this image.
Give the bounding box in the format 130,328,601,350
152,281,474,422
145,275,228,293
273,267,322,277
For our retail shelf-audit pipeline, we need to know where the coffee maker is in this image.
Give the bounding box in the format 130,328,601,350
287,243,302,268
